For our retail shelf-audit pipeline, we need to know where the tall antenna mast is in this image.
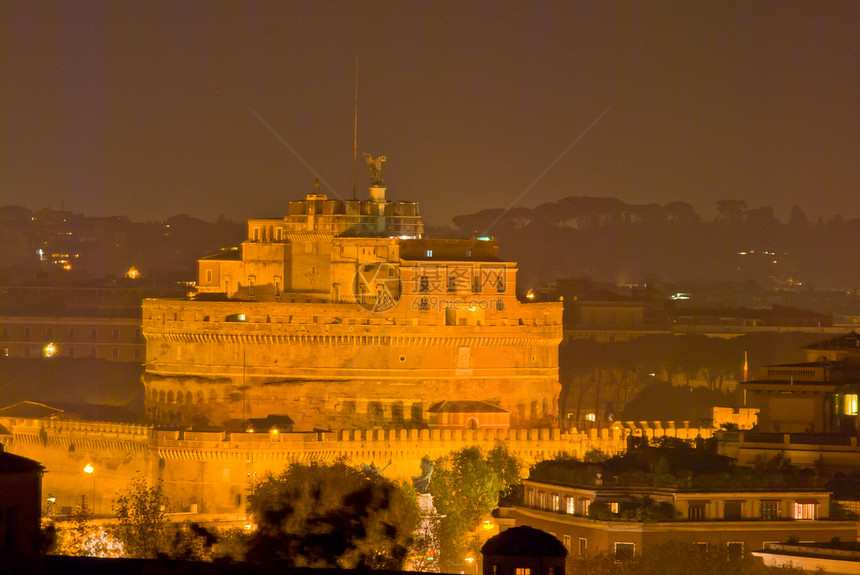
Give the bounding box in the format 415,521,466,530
352,57,358,201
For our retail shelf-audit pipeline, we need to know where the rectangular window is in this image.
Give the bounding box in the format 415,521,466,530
90,328,97,339
68,327,75,338
565,496,575,514
447,275,456,292
562,535,571,551
514,569,530,575
688,504,706,520
45,326,53,339
112,328,119,342
1,326,8,338
724,500,743,520
760,500,778,520
579,537,587,557
727,542,744,561
794,502,817,520
695,542,708,554
614,542,634,560
425,249,433,258
609,502,620,514
845,394,858,416
24,327,31,339
112,347,119,359
205,269,213,284
551,494,560,512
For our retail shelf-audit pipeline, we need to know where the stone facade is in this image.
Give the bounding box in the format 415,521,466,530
0,417,712,517
142,186,563,430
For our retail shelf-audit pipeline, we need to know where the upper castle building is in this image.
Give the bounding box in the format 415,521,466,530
142,176,563,431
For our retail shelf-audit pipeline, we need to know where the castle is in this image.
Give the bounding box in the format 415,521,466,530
142,174,563,431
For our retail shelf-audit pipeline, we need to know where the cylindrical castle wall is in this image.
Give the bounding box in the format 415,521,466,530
142,299,563,429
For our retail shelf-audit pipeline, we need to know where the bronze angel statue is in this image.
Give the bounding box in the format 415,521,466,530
363,153,387,185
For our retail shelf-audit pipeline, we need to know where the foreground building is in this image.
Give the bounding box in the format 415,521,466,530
142,176,563,431
513,447,857,561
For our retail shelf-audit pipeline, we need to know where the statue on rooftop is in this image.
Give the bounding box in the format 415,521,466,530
363,152,387,186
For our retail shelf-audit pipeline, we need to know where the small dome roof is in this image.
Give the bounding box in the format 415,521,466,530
482,526,568,557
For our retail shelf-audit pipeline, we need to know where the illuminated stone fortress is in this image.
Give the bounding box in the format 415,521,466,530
142,176,563,431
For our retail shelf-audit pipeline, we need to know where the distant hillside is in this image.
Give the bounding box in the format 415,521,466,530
449,197,860,290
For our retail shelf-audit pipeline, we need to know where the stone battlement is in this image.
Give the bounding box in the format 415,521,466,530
1,418,714,516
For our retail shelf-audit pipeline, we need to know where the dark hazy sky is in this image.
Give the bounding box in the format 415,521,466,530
2,1,859,226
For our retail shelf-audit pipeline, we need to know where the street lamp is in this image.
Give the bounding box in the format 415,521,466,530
465,555,476,575
83,463,95,515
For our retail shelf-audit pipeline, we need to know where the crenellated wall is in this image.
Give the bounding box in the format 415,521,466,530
0,417,713,517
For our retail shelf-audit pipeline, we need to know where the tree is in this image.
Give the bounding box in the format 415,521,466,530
246,460,420,569
50,499,123,558
428,444,521,571
112,473,169,558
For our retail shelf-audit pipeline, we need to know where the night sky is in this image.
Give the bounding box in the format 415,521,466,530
2,1,859,226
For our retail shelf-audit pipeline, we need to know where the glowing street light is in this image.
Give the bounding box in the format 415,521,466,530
84,463,96,515
43,343,57,358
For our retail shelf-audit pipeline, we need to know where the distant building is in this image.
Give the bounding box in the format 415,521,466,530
142,183,563,430
738,332,860,434
0,285,184,361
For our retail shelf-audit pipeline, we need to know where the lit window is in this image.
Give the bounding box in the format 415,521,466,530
585,413,596,422
551,494,560,511
563,535,571,551
845,394,858,416
609,502,620,514
426,249,433,258
794,502,817,520
514,569,531,575
566,496,575,514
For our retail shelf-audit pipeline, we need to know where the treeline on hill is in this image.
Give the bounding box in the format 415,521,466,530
559,332,824,425
0,206,245,285
449,197,860,287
